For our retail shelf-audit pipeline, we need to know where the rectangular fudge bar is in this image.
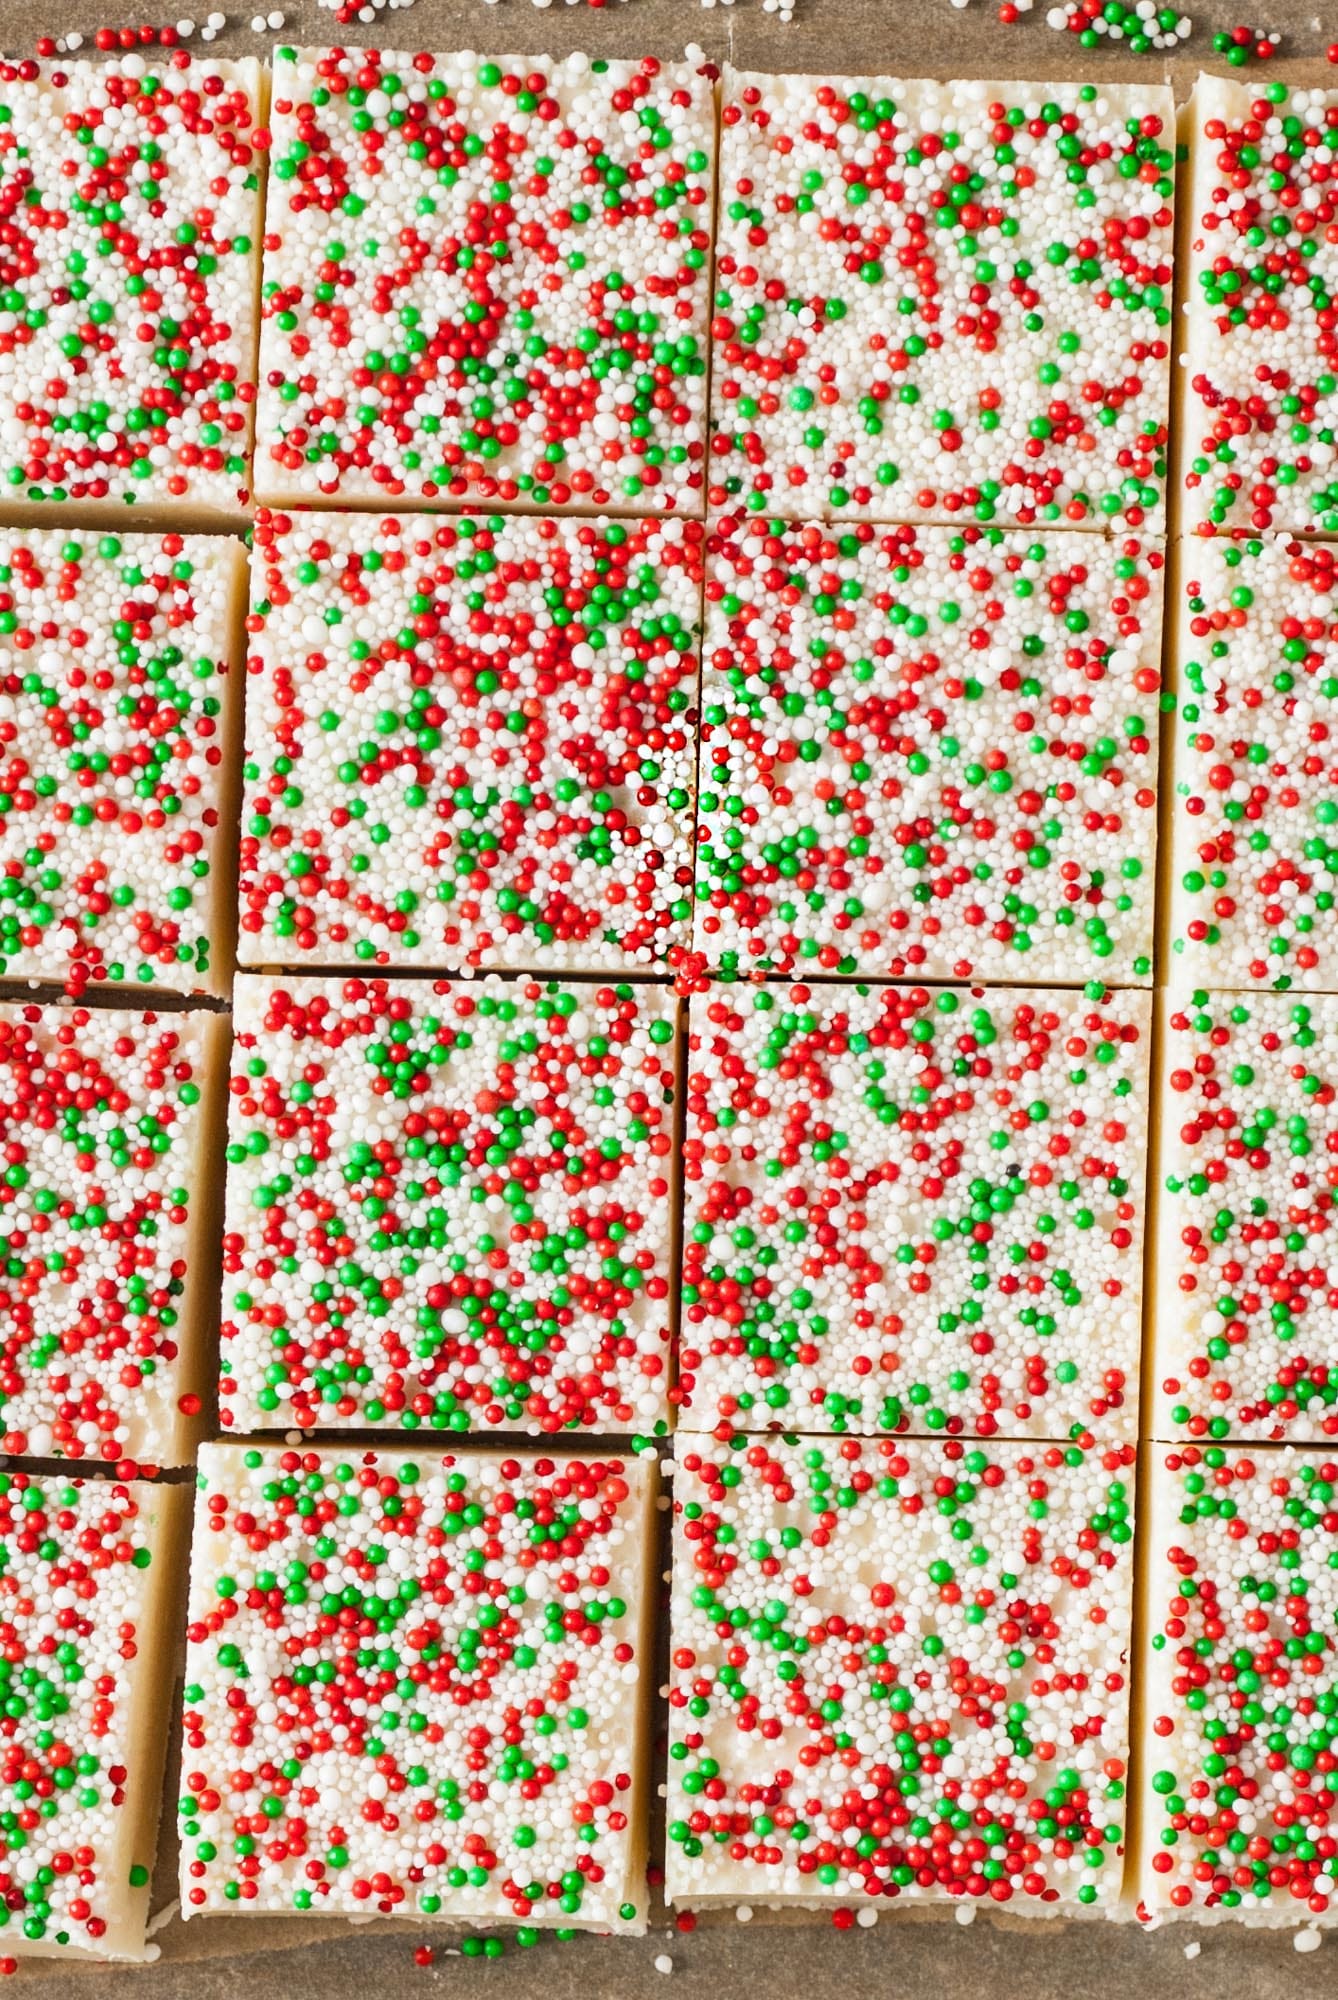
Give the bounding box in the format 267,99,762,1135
0,1470,187,1960
254,48,713,515
667,1430,1136,1914
0,1000,228,1468
180,1442,659,1931
1178,76,1338,537
218,972,676,1437
238,509,700,974
1164,533,1338,993
0,528,247,994
1153,989,1338,1446
0,54,263,522
710,73,1174,530
678,980,1151,1442
694,515,1164,985
1139,1442,1338,1924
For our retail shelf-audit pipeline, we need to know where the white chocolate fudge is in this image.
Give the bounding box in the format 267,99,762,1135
255,48,713,515
710,73,1175,529
218,972,677,1437
667,1430,1136,1913
679,980,1151,1441
0,54,263,521
0,528,246,994
180,1442,658,1931
0,1470,186,1960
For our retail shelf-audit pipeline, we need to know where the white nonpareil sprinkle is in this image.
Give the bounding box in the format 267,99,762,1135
180,1443,656,1930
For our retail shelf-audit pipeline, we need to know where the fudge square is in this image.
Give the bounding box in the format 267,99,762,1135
0,999,227,1468
1180,77,1338,537
1140,1442,1338,1924
180,1442,658,1930
1165,533,1338,994
0,527,246,995
255,48,713,514
0,1469,186,1960
678,980,1150,1442
694,515,1164,985
667,1430,1136,1914
218,972,677,1438
709,74,1175,530
0,53,263,520
239,508,700,974
1153,989,1338,1446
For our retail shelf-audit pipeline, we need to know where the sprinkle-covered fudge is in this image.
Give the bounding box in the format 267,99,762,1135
1141,1442,1338,1923
0,1469,186,1960
0,1000,225,1468
1166,535,1338,994
709,74,1175,529
0,528,245,995
238,509,701,973
1179,77,1338,537
694,515,1164,984
0,53,263,519
219,973,677,1437
1153,989,1338,1446
678,980,1150,1441
667,1431,1136,1913
180,1442,657,1930
255,48,713,514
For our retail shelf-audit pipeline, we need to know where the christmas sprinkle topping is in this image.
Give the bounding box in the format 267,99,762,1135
709,74,1174,528
0,1000,218,1467
1168,535,1338,993
0,528,242,995
255,48,712,514
181,1442,655,1929
0,1470,176,1956
239,509,701,974
1156,990,1338,1446
0,52,262,515
678,980,1150,1440
1182,76,1338,536
1143,1443,1338,1921
694,516,1163,984
668,1431,1136,1910
219,973,677,1437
